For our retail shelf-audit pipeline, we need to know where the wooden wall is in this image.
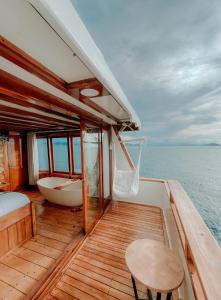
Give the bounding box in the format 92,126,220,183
0,204,34,257
0,132,28,191
0,140,10,191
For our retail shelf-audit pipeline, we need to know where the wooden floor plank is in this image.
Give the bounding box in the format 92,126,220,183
0,263,36,294
0,280,25,300
32,235,67,251
56,281,97,300
12,247,55,269
1,254,46,280
47,202,166,299
51,287,78,300
0,189,83,298
22,240,62,259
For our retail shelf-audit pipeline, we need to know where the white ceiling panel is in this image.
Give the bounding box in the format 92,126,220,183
0,0,93,82
90,95,129,121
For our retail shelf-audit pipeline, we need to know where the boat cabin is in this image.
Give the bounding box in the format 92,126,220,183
0,1,220,299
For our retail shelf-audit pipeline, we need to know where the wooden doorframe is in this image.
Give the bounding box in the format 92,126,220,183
80,119,110,233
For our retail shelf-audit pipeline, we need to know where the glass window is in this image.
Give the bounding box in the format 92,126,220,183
73,137,82,173
37,138,49,171
52,137,69,172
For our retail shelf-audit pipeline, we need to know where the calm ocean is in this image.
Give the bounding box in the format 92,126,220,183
140,146,221,245
47,143,221,245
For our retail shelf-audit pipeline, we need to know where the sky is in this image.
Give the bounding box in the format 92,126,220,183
73,0,221,145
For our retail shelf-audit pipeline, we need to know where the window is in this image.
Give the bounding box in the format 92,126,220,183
52,137,69,172
73,137,82,173
37,138,49,171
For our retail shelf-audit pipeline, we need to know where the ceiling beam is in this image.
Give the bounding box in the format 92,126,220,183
67,77,102,91
0,35,67,92
0,68,114,125
0,115,56,127
0,101,76,126
0,111,72,127
0,91,78,121
0,118,54,129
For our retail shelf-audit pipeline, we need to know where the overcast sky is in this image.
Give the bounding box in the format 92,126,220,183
73,0,221,145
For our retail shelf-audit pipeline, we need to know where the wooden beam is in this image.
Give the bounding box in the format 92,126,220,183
0,111,72,128
0,35,67,91
113,126,135,169
0,120,52,129
67,78,101,90
0,91,77,122
0,36,121,128
0,102,75,127
81,97,118,122
0,115,58,128
0,69,107,124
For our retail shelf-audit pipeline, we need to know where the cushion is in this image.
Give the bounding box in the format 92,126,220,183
0,192,30,217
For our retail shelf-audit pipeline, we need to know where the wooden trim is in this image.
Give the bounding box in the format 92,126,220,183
0,110,73,128
109,128,113,200
0,35,67,91
80,121,87,233
168,180,221,300
81,97,119,122
67,78,100,91
30,202,36,236
48,137,53,176
0,102,74,127
67,134,73,176
0,204,30,231
0,203,35,258
113,126,135,169
99,128,104,211
0,70,106,124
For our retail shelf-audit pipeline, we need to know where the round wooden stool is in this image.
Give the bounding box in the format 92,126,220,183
125,239,184,300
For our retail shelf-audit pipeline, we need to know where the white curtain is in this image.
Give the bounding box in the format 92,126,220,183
27,133,39,185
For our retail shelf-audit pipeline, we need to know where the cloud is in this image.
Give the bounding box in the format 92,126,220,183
73,0,221,144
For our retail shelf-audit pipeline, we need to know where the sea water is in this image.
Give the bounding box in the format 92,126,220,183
139,146,221,245
40,142,221,245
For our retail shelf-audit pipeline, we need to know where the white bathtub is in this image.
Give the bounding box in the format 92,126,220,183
37,177,82,207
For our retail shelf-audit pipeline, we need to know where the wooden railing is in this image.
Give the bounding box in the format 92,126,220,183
167,180,221,300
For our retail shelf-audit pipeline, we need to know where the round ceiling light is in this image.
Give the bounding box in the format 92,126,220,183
80,88,99,97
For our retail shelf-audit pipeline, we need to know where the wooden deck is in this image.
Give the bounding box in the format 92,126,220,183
0,190,83,300
45,202,166,300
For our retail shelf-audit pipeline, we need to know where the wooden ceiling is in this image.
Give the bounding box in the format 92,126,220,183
0,36,122,132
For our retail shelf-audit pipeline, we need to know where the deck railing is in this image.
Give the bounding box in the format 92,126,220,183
167,180,221,300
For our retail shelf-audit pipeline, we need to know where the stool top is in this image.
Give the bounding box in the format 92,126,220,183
125,239,184,293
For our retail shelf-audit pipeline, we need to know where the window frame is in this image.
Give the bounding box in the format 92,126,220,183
37,137,50,172
51,136,69,174
36,131,83,177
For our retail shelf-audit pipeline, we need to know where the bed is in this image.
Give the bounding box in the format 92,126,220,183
0,192,36,257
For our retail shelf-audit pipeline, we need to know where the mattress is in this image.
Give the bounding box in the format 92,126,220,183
0,192,30,217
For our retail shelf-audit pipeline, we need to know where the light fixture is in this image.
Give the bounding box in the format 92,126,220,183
80,88,99,97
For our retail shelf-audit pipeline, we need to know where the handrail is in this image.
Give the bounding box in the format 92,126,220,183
168,180,221,300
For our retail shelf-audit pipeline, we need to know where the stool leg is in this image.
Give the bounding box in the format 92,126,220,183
156,293,161,300
131,275,139,300
166,292,172,300
147,289,153,300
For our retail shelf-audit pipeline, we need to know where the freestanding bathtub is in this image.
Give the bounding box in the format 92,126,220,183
37,177,82,207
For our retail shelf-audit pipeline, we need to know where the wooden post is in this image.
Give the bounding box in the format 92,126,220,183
30,202,36,236
80,120,87,233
